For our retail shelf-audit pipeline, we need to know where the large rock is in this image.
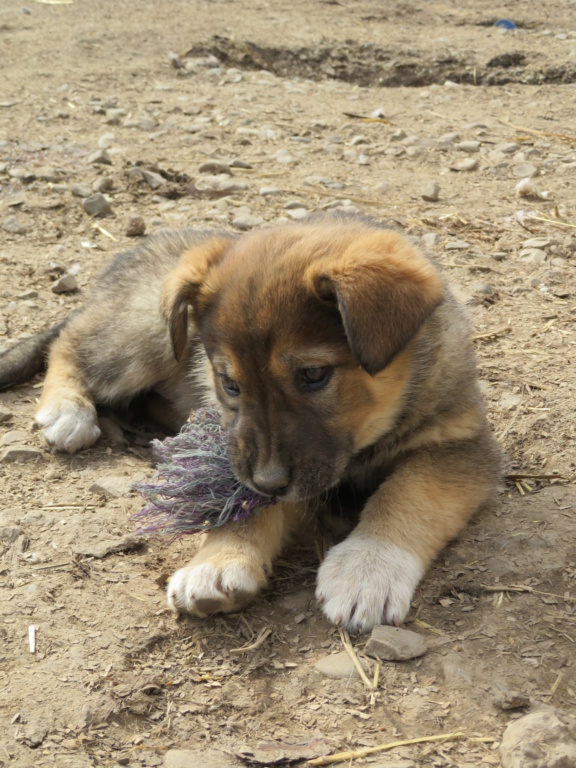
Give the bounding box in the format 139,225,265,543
500,707,576,768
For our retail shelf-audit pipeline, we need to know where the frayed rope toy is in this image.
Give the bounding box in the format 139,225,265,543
133,408,275,537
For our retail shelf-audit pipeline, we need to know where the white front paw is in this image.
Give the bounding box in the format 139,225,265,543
36,401,101,453
316,535,424,632
167,559,265,617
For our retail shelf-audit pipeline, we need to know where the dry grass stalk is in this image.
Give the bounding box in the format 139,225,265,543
546,670,564,702
230,627,272,654
370,663,381,707
307,731,465,766
338,628,374,691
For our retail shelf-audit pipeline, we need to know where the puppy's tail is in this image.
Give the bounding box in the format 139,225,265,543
0,322,65,390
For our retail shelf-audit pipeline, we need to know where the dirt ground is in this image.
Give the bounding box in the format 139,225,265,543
1,0,576,766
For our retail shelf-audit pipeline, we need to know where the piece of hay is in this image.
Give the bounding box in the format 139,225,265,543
133,408,274,537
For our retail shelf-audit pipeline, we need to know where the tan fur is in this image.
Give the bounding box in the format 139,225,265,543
11,216,501,631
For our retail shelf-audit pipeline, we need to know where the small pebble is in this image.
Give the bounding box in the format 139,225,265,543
140,169,165,189
286,208,308,220
232,213,264,231
36,166,60,182
82,193,112,216
456,140,481,153
51,274,79,294
390,129,407,142
125,216,146,237
71,184,93,198
259,187,283,196
421,181,440,202
92,177,113,193
451,157,479,172
365,625,428,661
421,232,438,247
494,690,531,711
229,158,253,169
87,149,112,166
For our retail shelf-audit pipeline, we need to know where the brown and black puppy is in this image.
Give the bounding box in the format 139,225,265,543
0,216,501,631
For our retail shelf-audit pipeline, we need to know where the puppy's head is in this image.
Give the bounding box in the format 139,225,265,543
163,220,444,502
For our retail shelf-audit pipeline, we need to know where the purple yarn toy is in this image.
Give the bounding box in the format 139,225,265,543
134,408,274,537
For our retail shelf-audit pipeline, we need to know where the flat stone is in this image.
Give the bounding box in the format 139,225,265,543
2,217,27,235
89,474,133,498
365,625,428,661
520,248,547,265
198,174,248,194
421,181,440,202
0,407,13,423
445,239,471,250
198,161,231,175
0,430,29,446
82,193,112,216
9,167,36,182
164,750,237,768
0,525,24,542
0,447,45,463
523,238,551,249
17,289,38,300
51,274,78,294
500,708,576,768
259,186,283,196
314,651,363,679
73,533,145,559
314,651,360,680
513,163,539,178
495,142,519,153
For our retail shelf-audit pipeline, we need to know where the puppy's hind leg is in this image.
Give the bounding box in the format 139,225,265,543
35,335,101,453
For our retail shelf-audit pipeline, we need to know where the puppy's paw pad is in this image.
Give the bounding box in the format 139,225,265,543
316,535,424,633
167,559,264,616
36,401,101,453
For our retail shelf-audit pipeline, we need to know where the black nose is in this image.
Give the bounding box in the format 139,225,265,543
252,465,290,497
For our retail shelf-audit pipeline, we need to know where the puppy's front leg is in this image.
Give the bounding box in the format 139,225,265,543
36,335,101,453
167,503,303,616
317,434,500,632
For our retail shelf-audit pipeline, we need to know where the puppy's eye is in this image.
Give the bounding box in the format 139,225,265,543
220,374,240,397
299,366,332,392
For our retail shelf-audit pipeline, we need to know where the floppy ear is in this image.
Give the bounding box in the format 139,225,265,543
308,231,445,374
161,237,232,362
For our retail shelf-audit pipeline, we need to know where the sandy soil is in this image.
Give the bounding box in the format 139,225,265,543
1,0,575,766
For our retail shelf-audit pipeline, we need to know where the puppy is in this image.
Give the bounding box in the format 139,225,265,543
0,216,501,631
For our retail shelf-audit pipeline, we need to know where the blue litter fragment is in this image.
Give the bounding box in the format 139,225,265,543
494,19,517,30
